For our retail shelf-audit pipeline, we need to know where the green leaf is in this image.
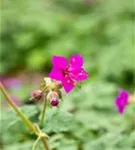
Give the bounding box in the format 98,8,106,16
43,108,75,133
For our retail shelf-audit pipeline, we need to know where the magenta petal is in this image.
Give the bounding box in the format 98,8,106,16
49,68,63,81
69,55,83,69
62,77,75,93
73,68,89,81
115,89,129,114
119,89,129,100
52,56,67,69
115,97,127,114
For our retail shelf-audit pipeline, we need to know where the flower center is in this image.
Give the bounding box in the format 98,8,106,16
63,66,70,76
62,66,76,86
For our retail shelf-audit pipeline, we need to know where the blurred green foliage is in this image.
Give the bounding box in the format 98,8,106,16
1,82,135,150
0,0,135,150
1,0,134,89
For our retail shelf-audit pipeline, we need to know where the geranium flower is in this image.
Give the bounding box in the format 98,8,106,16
49,55,88,93
115,89,129,114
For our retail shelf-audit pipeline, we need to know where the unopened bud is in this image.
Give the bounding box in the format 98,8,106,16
50,98,59,107
51,81,62,90
31,90,42,100
44,77,52,86
55,90,63,100
47,91,60,107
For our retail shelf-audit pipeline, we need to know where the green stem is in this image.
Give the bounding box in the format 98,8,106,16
34,124,51,150
39,82,59,126
40,96,48,126
32,136,41,150
41,137,50,150
0,82,35,133
0,82,51,150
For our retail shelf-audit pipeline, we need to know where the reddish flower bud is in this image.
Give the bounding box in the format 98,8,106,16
31,90,42,100
50,98,59,107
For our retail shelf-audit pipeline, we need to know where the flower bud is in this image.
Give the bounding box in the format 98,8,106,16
31,90,42,100
43,77,52,86
55,90,63,100
47,91,60,107
51,81,62,90
50,98,59,107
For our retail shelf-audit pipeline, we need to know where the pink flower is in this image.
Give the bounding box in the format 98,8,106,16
115,89,129,114
49,55,88,93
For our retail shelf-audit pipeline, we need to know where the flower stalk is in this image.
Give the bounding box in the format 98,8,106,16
41,137,50,150
32,136,41,150
40,96,48,126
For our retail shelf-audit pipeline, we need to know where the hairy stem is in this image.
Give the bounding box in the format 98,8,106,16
32,136,41,150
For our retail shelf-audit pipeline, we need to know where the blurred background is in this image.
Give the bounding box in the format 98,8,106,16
0,0,135,150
